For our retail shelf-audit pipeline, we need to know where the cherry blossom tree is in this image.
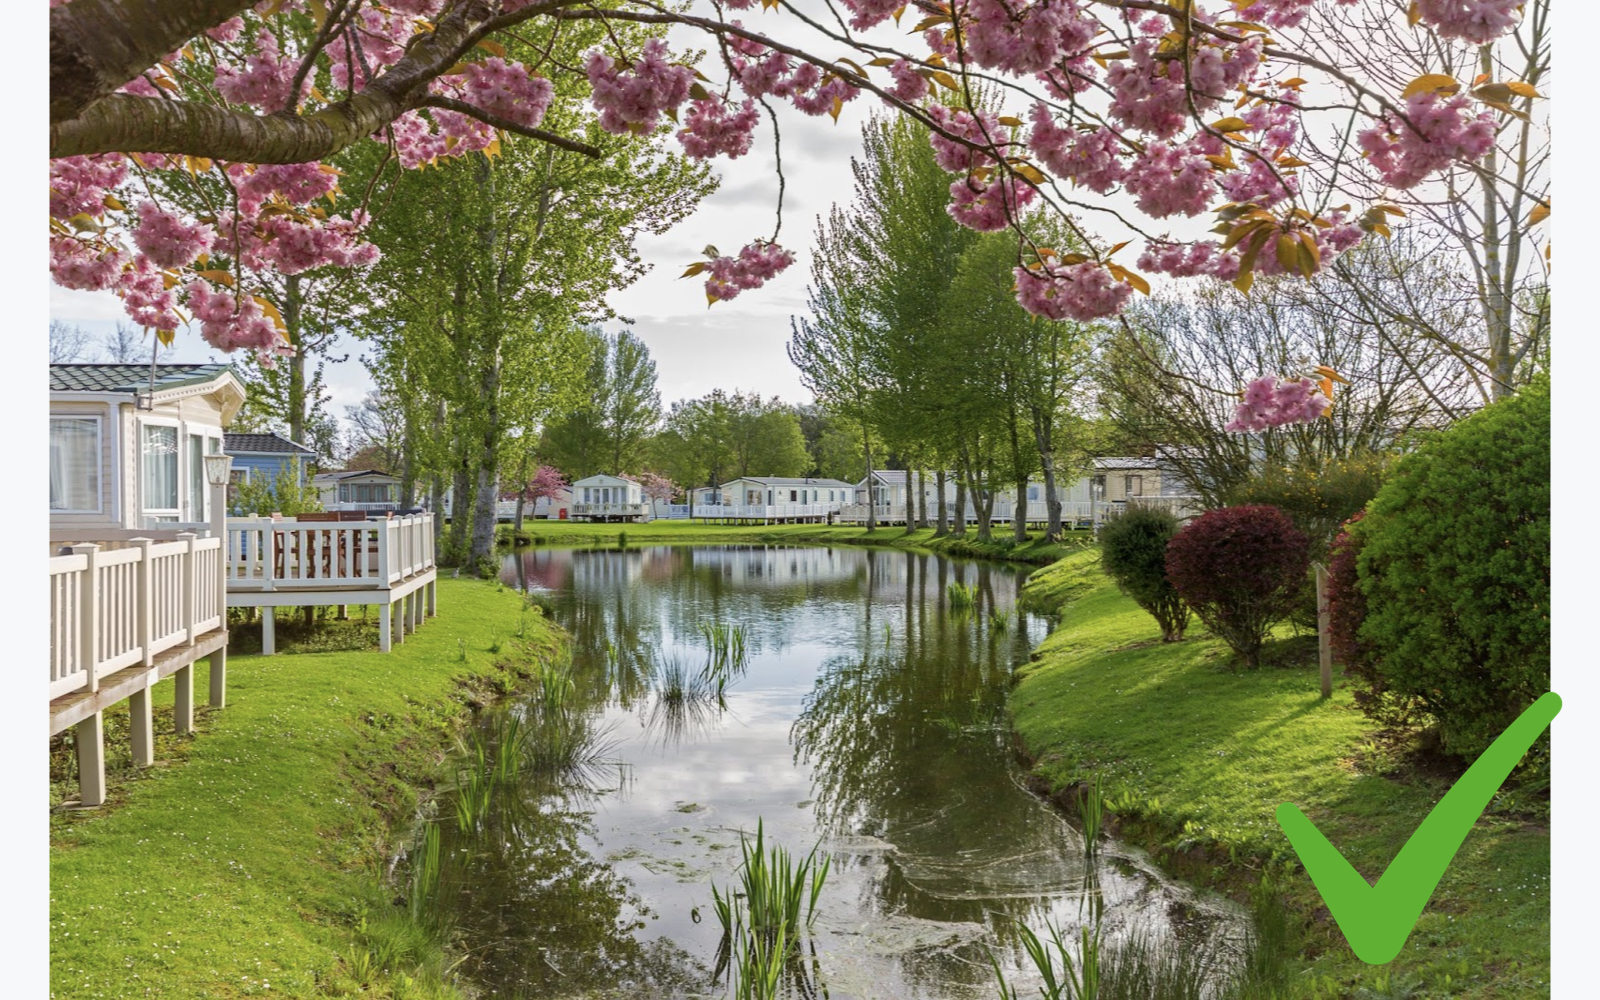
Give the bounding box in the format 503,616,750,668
50,0,1545,419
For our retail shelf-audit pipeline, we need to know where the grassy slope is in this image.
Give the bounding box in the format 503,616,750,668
1010,551,1550,999
503,518,1092,565
50,578,563,999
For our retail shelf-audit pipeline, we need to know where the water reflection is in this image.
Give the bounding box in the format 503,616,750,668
417,545,1246,998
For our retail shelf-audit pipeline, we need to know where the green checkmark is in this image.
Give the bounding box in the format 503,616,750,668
1275,690,1560,965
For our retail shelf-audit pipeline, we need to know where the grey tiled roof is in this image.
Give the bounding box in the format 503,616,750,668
224,432,316,456
50,363,235,394
1093,456,1164,471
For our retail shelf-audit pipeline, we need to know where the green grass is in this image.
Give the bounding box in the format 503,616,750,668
50,578,566,999
1009,550,1550,999
503,518,1094,565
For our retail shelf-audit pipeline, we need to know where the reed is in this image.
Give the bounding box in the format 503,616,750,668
1077,773,1104,862
711,820,831,999
947,581,979,609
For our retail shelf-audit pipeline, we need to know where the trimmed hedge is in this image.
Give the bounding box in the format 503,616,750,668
1353,376,1550,765
1099,505,1189,641
1165,505,1309,669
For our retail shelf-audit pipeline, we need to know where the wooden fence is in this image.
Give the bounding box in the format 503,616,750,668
49,534,224,701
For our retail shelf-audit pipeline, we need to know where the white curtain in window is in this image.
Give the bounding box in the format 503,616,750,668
188,434,206,520
142,425,178,512
49,418,99,511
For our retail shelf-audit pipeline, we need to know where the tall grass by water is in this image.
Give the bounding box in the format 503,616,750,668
948,580,979,609
711,819,831,1000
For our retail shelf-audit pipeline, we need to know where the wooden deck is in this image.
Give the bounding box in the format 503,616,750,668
223,514,438,653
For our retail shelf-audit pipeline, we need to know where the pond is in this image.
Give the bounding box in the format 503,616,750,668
413,544,1243,998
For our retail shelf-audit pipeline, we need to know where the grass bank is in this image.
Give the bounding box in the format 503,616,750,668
1009,550,1550,999
499,518,1092,565
50,577,564,999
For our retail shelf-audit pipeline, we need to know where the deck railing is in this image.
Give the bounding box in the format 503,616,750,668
50,534,225,700
671,503,838,520
224,514,435,591
572,502,651,517
1126,495,1204,521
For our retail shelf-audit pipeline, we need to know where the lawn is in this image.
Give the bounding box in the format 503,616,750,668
502,517,1095,565
1009,550,1550,998
50,577,564,999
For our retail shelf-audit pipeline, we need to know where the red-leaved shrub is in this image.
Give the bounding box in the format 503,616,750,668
1325,510,1366,666
1165,505,1309,669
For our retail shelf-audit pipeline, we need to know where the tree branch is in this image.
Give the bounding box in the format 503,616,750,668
420,96,602,158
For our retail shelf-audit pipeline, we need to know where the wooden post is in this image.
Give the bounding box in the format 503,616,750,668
378,602,392,653
178,532,197,646
426,580,436,618
208,646,227,708
174,662,194,734
1315,561,1333,700
71,544,100,694
76,712,106,807
132,537,154,667
129,677,154,767
261,606,276,655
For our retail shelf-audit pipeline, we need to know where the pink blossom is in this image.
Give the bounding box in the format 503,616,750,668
1123,141,1216,218
885,60,930,103
206,16,245,42
185,280,290,360
678,98,761,159
1028,107,1126,194
586,39,695,135
50,154,128,219
1357,91,1497,189
1235,0,1317,30
214,27,305,111
459,58,555,130
705,241,796,303
49,236,128,291
227,162,340,214
1225,377,1331,432
926,105,1010,173
1013,262,1134,322
1138,239,1227,278
1414,0,1522,45
118,256,182,331
962,0,1095,76
389,110,450,169
131,201,216,269
837,0,903,31
947,174,1036,232
329,8,413,91
791,74,860,117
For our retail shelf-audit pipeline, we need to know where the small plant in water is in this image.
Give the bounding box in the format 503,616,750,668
990,608,1013,631
1077,773,1105,862
948,580,978,609
711,819,831,1000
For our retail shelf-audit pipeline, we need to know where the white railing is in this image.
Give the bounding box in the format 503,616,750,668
50,534,225,701
677,503,838,519
224,514,435,591
1127,495,1204,520
325,501,398,512
572,502,651,517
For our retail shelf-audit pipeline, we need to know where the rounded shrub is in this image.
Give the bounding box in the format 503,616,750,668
1099,506,1189,641
1165,505,1309,669
1352,376,1549,764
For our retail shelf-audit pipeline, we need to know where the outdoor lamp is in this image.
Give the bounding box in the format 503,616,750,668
204,453,234,488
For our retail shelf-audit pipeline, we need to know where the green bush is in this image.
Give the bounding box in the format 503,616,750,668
228,459,324,517
1353,376,1550,766
1222,454,1389,632
1099,506,1189,641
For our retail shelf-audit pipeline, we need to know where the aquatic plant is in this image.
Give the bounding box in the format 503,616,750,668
948,580,979,609
1078,773,1105,862
698,621,750,672
408,822,443,923
989,608,1013,631
711,820,831,999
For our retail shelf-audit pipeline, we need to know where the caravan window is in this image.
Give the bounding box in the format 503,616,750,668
141,424,179,517
1125,475,1143,497
49,416,100,513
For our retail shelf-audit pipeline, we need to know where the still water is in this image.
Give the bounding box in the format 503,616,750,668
423,544,1241,998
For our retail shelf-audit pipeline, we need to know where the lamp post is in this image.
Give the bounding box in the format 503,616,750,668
201,451,233,707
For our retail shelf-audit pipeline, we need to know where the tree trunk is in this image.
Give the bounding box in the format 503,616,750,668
951,471,967,538
914,467,928,531
1014,478,1029,544
398,400,418,509
283,274,307,445
934,471,948,537
863,429,877,533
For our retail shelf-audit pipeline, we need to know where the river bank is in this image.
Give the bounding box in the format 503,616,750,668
500,518,1090,566
49,578,563,998
1008,550,1551,998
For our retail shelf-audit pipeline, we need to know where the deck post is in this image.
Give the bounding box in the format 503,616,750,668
76,712,106,807
261,605,276,655
174,662,194,734
129,678,154,767
336,604,348,620
426,580,437,617
71,544,101,694
208,646,227,708
378,601,392,652
178,532,198,646
133,537,154,667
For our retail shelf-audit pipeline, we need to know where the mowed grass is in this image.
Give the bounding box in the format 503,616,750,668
1010,550,1550,999
50,578,564,999
505,517,1093,565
